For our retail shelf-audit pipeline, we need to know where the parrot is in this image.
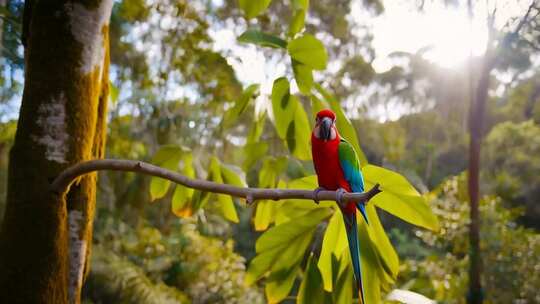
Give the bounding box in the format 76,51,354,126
311,109,369,303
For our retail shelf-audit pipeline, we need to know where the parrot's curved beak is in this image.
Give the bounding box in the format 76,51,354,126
320,117,332,141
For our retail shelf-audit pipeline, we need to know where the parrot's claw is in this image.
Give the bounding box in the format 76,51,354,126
336,188,347,207
312,187,326,204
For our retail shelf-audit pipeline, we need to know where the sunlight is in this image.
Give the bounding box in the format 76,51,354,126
364,1,489,71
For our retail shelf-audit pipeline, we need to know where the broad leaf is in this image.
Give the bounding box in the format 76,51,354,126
297,254,329,304
288,34,328,70
289,9,306,37
238,30,287,48
254,158,287,230
286,100,312,160
318,211,348,291
292,0,309,9
222,84,259,128
149,145,183,201
172,153,195,217
271,77,297,138
266,265,299,304
238,0,272,19
363,165,440,231
292,60,313,95
247,208,332,285
209,157,239,223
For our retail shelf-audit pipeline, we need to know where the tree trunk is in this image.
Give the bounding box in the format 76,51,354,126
0,1,113,303
467,58,492,304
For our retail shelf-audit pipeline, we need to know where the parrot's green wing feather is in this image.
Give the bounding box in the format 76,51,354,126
338,139,365,193
338,139,369,224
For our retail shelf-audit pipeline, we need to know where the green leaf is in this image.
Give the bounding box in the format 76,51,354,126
292,0,309,9
243,142,269,170
314,83,368,165
310,93,329,120
238,30,287,48
271,77,297,138
363,165,440,231
209,157,239,223
286,99,312,160
172,153,195,217
254,158,287,230
318,211,348,292
266,265,298,304
220,164,247,187
256,208,331,252
293,60,313,95
357,218,383,304
365,204,399,284
332,257,352,304
150,178,170,202
238,0,272,19
247,208,332,283
288,34,328,70
109,81,119,105
289,9,306,37
149,145,183,201
222,84,259,128
297,254,328,304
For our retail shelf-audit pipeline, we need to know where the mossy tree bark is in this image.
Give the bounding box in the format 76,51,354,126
0,1,113,303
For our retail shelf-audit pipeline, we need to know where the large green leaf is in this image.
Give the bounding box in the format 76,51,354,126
358,220,383,304
222,84,259,128
149,145,183,201
209,157,239,223
332,255,353,304
247,208,332,285
288,9,306,37
287,34,328,70
314,83,368,165
238,0,272,19
318,211,348,292
363,165,440,231
271,77,297,139
365,204,399,286
238,30,287,48
297,254,329,304
274,175,332,225
266,265,299,304
292,0,309,9
292,60,313,95
286,101,312,160
171,153,195,217
254,158,288,230
243,113,268,169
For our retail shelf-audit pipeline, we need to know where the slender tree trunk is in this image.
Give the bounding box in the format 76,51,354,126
467,56,493,304
0,1,113,303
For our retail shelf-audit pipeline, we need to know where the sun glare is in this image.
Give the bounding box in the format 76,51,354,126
366,2,489,71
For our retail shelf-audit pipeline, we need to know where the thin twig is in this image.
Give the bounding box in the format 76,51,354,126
50,159,381,204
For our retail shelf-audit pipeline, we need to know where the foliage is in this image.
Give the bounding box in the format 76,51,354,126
398,175,540,303
90,214,264,304
483,120,540,228
83,245,190,304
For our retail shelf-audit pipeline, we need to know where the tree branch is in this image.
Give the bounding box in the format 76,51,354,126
50,159,382,204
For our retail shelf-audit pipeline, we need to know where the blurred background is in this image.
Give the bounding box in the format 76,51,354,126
0,0,539,303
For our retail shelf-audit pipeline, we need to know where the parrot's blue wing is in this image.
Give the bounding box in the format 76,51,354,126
338,139,368,224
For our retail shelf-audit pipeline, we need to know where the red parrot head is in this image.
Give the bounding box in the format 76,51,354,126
314,109,337,141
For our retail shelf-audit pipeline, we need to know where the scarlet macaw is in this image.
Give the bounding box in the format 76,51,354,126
311,109,368,303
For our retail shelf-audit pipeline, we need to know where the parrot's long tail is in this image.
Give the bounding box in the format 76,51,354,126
343,211,365,304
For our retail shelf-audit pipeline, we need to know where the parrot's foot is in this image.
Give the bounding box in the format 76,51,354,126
336,188,348,207
312,187,326,204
